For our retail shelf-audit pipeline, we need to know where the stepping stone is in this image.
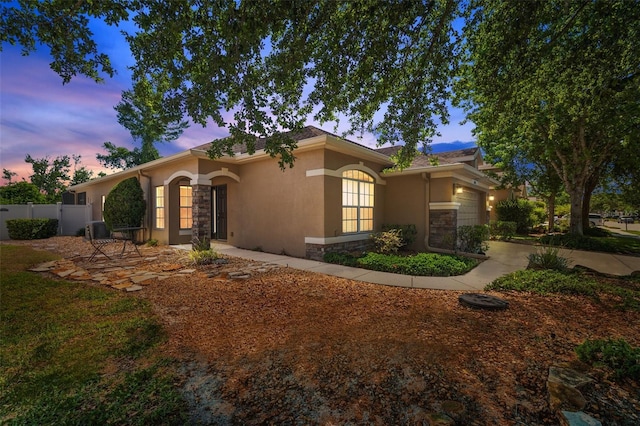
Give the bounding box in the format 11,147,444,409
126,285,143,292
560,410,602,426
29,266,53,272
131,275,155,284
179,269,196,274
112,283,131,290
56,269,76,277
458,293,509,310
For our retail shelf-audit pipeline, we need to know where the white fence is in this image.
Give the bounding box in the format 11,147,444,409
0,203,92,240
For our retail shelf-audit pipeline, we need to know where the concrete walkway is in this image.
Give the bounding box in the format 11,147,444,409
174,241,640,291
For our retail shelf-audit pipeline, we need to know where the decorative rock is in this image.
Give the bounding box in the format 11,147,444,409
425,412,454,425
458,293,509,310
179,269,197,274
125,285,143,292
549,367,593,389
559,410,602,426
548,381,587,412
441,400,465,418
56,269,76,277
112,283,132,290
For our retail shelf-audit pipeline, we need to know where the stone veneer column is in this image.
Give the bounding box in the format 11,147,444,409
429,209,458,250
191,184,211,247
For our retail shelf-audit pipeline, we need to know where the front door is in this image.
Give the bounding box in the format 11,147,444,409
212,185,227,240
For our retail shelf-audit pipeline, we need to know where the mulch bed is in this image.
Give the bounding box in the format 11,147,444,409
7,237,640,424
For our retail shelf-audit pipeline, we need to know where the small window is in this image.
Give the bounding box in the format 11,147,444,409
101,195,106,220
342,170,374,233
155,186,165,229
77,192,86,205
179,185,192,229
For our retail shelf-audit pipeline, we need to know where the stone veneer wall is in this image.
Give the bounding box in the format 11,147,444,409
429,209,457,250
191,184,211,247
306,238,373,261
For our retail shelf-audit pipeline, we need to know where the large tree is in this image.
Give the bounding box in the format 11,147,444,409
97,74,189,170
458,0,640,235
2,0,461,169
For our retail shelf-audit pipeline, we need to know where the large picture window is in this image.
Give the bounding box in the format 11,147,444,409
179,185,192,229
155,186,165,229
342,170,374,233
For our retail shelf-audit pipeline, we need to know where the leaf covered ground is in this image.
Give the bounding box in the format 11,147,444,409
142,262,640,424
7,237,640,425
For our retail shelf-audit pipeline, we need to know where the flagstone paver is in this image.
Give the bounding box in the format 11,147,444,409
25,240,282,292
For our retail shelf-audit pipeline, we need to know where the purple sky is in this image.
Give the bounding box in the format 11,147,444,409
0,27,475,183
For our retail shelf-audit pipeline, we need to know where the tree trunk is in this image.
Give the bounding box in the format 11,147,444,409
547,192,556,233
582,172,600,233
568,186,584,235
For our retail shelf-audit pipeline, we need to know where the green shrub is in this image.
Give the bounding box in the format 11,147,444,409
188,249,220,265
495,199,535,233
528,246,570,271
146,239,158,247
489,221,517,240
381,224,417,248
584,227,611,237
486,270,598,295
576,338,640,380
6,218,58,240
323,252,360,267
457,225,489,254
103,177,146,231
371,229,403,254
531,206,547,227
357,252,478,276
192,236,211,251
539,233,614,252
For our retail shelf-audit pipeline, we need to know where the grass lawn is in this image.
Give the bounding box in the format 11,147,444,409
0,245,187,425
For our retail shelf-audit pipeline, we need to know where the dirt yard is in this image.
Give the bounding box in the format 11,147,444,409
12,237,640,424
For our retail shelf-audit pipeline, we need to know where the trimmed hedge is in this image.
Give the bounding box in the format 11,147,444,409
6,218,58,240
103,177,146,231
357,252,478,277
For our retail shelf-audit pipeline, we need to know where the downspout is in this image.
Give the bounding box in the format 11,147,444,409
422,172,431,251
138,170,152,242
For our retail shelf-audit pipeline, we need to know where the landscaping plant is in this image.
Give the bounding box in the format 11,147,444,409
370,229,403,254
527,246,570,271
457,224,489,254
103,177,146,230
576,339,640,381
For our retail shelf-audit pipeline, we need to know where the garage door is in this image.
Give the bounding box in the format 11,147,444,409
456,189,479,227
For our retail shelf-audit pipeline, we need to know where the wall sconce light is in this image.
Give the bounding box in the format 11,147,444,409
453,184,463,195
489,195,495,201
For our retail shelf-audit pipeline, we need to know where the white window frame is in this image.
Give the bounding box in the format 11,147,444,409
179,185,192,230
155,186,165,229
342,170,374,233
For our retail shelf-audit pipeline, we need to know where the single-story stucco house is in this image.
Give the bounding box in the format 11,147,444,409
67,126,498,260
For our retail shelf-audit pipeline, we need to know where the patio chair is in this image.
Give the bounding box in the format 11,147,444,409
86,221,119,261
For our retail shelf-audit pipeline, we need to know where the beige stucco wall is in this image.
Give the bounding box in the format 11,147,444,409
383,175,426,251
229,150,325,257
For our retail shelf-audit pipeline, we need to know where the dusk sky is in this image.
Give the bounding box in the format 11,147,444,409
0,20,475,184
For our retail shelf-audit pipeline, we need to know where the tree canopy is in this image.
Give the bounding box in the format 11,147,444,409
458,0,640,234
2,0,462,169
97,74,189,170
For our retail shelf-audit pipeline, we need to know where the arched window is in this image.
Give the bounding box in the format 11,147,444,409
342,170,374,233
